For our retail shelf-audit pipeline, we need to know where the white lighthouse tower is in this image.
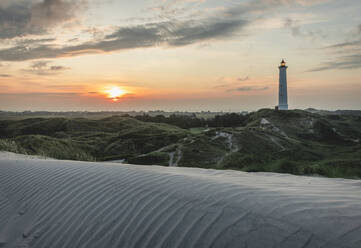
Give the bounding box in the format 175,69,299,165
278,59,288,110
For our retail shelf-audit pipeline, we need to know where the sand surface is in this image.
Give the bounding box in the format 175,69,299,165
0,152,360,247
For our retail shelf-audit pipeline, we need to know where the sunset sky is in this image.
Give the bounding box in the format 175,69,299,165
0,0,360,111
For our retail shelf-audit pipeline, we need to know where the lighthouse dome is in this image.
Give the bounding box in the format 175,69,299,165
280,59,286,67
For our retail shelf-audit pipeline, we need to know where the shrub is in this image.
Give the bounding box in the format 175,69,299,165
0,139,27,154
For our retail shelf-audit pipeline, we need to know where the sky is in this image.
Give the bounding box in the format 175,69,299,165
0,0,360,111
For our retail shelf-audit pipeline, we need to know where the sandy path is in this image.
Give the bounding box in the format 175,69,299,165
0,153,360,247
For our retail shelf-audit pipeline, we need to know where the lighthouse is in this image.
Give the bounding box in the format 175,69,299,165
278,59,288,110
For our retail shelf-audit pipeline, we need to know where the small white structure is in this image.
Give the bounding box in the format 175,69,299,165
278,59,288,110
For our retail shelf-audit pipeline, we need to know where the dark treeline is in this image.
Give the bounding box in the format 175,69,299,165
132,113,248,129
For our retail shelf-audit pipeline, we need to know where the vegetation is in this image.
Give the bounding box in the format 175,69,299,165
0,139,27,154
134,112,248,128
0,109,360,179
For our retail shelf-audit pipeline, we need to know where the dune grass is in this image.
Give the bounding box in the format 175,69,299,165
0,139,27,154
0,110,360,179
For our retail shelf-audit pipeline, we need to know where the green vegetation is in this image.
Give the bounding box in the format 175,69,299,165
128,152,170,166
0,109,360,179
0,139,27,154
0,117,188,162
134,112,247,128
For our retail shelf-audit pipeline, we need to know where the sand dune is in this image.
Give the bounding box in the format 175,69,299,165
0,153,360,247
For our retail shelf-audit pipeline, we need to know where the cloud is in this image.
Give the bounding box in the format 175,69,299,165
228,86,269,92
223,0,328,17
30,0,83,28
310,24,361,71
0,0,86,39
0,92,80,97
0,3,31,39
50,65,67,71
284,18,302,36
237,76,249,82
214,76,250,88
324,40,361,49
308,54,361,72
31,61,51,69
0,74,11,77
0,0,325,61
283,17,326,39
22,60,69,75
68,38,79,43
15,38,56,46
0,18,248,61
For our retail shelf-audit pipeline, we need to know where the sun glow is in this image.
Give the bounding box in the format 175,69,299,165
104,86,127,102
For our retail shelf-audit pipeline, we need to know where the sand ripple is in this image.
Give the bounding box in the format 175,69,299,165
0,155,360,247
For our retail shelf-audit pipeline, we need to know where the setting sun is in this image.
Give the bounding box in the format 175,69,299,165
104,86,127,102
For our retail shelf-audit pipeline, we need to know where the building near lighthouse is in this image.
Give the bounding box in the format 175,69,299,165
278,59,288,110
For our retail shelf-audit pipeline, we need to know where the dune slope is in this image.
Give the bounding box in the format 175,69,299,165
0,154,360,248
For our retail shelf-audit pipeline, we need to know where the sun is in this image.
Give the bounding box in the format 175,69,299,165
105,86,127,101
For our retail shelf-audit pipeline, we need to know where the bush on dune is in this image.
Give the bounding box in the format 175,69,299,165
15,135,95,161
0,139,27,154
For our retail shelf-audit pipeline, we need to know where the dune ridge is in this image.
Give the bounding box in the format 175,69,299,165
0,154,361,247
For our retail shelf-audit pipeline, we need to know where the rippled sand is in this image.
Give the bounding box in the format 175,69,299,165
0,152,360,247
